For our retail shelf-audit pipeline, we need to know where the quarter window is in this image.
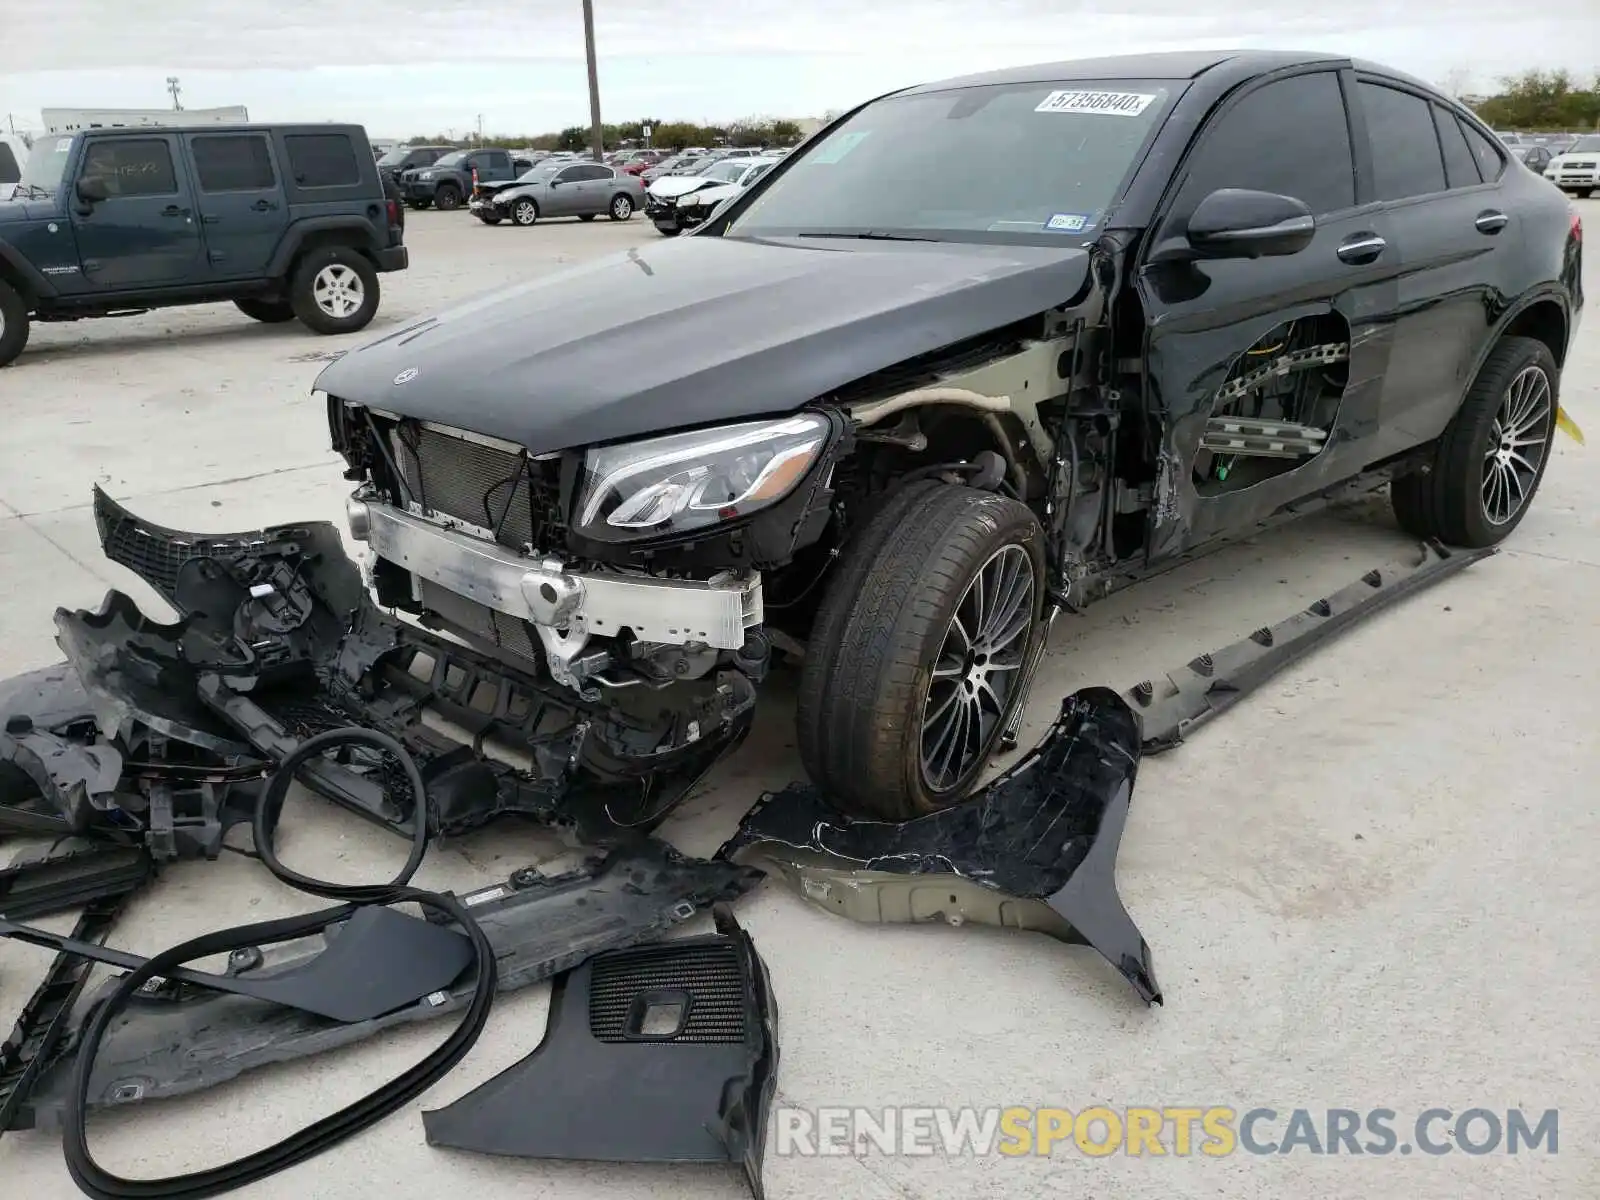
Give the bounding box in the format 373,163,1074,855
1432,106,1481,188
1460,120,1507,182
1178,72,1355,216
284,134,360,187
80,139,178,197
192,135,276,192
1359,83,1447,200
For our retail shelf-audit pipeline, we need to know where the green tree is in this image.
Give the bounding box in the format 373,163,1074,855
1473,69,1600,130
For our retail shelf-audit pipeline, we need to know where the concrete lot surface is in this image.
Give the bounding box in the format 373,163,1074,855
1,204,1597,1199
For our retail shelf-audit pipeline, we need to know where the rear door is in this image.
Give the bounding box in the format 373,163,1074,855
1350,78,1518,458
1137,67,1400,558
186,132,289,278
72,134,205,289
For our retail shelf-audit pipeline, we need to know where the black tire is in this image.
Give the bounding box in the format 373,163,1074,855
511,198,539,226
1390,335,1559,548
608,193,635,221
578,213,597,222
288,247,380,336
654,223,681,237
434,184,463,211
233,297,296,324
409,199,432,210
475,212,502,225
0,279,30,368
1575,188,1594,199
796,481,1047,820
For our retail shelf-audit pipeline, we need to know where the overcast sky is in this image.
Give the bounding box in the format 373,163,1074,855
4,0,1595,138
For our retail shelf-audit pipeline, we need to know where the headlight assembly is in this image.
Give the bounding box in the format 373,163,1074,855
575,414,830,542
419,170,436,180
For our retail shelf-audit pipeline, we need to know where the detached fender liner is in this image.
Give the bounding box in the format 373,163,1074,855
721,686,1161,1005
423,904,779,1200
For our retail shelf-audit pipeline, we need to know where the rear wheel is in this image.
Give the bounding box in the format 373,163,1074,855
1391,335,1558,547
578,213,597,222
434,184,463,211
234,297,296,324
796,481,1046,820
609,193,634,221
289,248,380,335
0,280,30,368
511,198,539,226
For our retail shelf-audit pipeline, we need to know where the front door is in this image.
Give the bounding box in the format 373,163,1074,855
544,165,584,216
72,134,205,290
186,132,290,278
1137,67,1400,560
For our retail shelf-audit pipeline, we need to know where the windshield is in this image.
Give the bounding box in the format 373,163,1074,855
434,151,467,168
1568,135,1600,153
729,79,1172,243
377,148,415,166
702,160,750,183
15,135,75,198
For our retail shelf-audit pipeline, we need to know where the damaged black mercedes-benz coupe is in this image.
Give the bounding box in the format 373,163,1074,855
317,50,1582,820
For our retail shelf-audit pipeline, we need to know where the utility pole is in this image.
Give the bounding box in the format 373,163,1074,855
166,76,183,111
581,0,604,161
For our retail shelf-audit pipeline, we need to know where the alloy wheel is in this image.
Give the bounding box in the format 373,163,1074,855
514,201,537,225
1482,364,1553,526
612,195,632,219
920,544,1035,792
312,265,364,319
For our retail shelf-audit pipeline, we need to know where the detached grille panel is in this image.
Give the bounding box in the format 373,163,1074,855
588,943,748,1044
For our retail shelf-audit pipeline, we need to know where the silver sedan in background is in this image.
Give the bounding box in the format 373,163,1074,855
478,162,648,226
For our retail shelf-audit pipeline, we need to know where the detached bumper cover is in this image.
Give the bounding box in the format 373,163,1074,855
721,686,1161,1005
423,904,778,1199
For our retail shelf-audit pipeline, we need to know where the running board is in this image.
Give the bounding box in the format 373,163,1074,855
1125,541,1493,752
1201,417,1328,458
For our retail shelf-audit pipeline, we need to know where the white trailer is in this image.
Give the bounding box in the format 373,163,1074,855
41,106,250,134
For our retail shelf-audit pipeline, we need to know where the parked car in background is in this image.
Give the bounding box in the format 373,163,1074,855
617,150,668,176
0,134,27,202
0,123,408,365
377,144,453,186
479,160,646,225
1518,145,1555,174
647,156,780,235
642,153,709,183
1545,134,1600,197
400,147,532,211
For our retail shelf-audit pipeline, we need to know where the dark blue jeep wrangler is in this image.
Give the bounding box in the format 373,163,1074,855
0,123,408,367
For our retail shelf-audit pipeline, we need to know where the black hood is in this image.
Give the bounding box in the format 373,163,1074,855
315,235,1092,454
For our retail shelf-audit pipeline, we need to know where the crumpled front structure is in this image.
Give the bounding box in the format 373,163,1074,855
720,686,1161,1004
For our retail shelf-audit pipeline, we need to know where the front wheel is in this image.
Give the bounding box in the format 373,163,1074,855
578,213,597,222
796,481,1046,820
289,248,380,335
1574,188,1594,199
511,198,539,226
654,222,681,237
0,280,31,368
609,193,634,221
434,185,463,211
1391,335,1559,547
475,211,502,225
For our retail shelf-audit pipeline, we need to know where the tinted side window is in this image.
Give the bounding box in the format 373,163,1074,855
193,135,276,192
1460,120,1507,182
1359,83,1446,200
81,139,178,197
486,151,510,171
554,166,583,183
0,143,18,184
1432,107,1480,188
284,134,360,187
1178,72,1355,215
583,165,613,181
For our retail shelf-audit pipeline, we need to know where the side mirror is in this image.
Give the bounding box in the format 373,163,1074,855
75,177,109,205
1185,188,1315,259
548,178,562,187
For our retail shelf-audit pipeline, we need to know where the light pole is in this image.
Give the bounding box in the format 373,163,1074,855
581,0,604,161
166,76,183,111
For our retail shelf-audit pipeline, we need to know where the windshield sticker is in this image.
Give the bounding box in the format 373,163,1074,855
1045,212,1092,232
808,131,871,164
1035,90,1157,117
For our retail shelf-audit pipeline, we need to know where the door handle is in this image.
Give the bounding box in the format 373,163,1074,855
1475,210,1509,235
1336,233,1386,265
202,214,221,224
160,205,188,218
251,199,280,212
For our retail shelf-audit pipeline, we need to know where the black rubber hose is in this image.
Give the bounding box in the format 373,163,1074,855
61,728,497,1200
